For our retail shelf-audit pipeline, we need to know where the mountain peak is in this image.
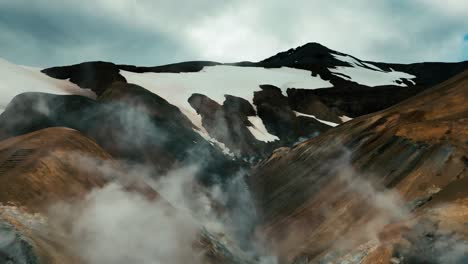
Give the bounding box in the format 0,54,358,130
299,42,333,51
260,42,344,67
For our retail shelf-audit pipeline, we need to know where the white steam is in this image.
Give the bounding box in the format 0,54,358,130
49,183,200,264
47,151,277,264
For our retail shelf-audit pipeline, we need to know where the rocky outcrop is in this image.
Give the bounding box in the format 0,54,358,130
287,85,426,117
189,93,265,157
260,42,350,68
250,70,468,263
119,61,221,73
42,61,126,95
253,85,331,142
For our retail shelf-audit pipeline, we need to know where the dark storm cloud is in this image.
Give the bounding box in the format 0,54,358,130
0,0,467,67
0,2,193,67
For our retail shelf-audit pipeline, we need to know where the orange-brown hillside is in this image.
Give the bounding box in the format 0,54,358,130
0,127,113,211
0,127,118,263
250,70,468,263
0,127,251,264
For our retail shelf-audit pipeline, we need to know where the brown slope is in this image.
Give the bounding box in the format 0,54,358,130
250,70,468,263
0,127,115,263
0,128,256,264
0,127,112,211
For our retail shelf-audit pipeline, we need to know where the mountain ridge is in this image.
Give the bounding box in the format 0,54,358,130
32,42,468,158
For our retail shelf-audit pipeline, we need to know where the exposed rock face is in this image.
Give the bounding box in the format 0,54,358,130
287,85,425,117
119,61,221,73
189,93,265,157
250,70,468,263
253,85,330,142
42,62,126,95
260,42,350,68
254,85,298,142
99,82,195,130
377,61,468,88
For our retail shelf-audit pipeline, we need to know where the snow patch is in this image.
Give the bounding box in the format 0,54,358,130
294,111,339,127
192,128,235,158
247,116,279,143
0,58,95,114
361,61,383,71
121,65,332,130
330,54,416,87
339,115,353,122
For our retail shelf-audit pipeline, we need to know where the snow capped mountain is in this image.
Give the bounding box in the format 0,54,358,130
1,42,467,158
0,58,94,113
121,65,331,143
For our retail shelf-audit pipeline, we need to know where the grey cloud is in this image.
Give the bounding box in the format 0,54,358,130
0,0,467,67
0,1,196,67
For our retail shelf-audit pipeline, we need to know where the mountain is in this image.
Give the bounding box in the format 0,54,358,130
3,43,467,158
250,69,468,263
0,42,467,264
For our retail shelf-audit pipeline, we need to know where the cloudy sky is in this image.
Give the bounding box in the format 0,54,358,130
1,0,467,67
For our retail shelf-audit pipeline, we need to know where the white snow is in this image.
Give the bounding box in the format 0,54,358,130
246,116,279,142
0,58,95,114
361,61,383,71
121,65,331,141
330,54,416,87
339,115,353,122
294,111,339,127
192,128,235,157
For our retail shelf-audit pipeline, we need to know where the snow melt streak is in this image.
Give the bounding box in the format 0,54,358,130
294,111,339,127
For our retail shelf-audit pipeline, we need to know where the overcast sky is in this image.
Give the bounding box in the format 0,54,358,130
1,0,467,67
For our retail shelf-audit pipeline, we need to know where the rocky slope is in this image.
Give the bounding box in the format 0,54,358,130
250,69,468,263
